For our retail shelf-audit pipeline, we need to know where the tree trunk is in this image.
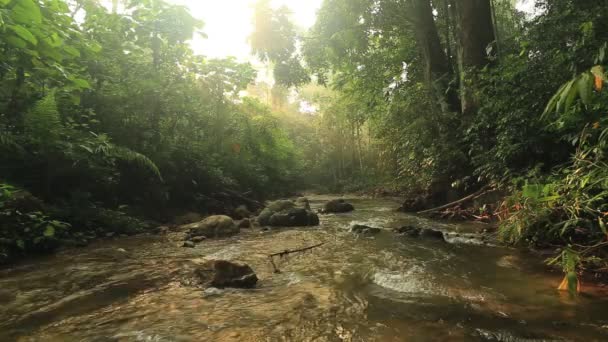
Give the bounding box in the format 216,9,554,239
409,0,460,113
452,0,496,116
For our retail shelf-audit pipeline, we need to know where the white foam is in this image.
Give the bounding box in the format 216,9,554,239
372,266,442,296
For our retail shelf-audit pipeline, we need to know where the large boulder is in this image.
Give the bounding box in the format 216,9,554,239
322,199,355,213
257,200,295,226
183,215,239,239
257,199,319,227
195,260,258,289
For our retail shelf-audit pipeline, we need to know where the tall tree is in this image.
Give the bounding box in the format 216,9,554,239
451,0,496,116
408,0,459,113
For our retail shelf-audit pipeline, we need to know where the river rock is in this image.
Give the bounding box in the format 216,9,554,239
183,215,239,239
420,228,445,240
322,199,354,213
351,224,381,235
183,241,195,248
195,260,258,289
394,225,421,237
257,199,319,227
394,226,445,241
191,236,206,243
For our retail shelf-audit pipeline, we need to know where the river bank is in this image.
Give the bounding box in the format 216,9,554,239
2,195,608,341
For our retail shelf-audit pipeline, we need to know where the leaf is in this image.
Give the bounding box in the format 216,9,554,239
5,35,27,48
599,217,607,239
558,80,576,113
0,0,11,5
63,45,80,57
12,0,42,24
543,83,568,117
16,240,25,250
43,225,55,237
7,25,37,45
577,73,592,106
71,78,91,89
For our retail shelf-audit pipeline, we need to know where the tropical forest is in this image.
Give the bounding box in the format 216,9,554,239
1,0,608,340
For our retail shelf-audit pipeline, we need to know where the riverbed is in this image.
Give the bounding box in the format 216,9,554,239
1,195,607,341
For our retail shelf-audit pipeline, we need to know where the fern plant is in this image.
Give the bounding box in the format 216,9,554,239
24,93,63,144
85,133,163,181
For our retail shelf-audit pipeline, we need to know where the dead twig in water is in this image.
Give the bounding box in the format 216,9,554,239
268,242,326,273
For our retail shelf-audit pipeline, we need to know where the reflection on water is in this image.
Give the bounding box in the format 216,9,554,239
1,195,608,341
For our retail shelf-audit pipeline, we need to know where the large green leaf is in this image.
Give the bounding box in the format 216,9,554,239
63,45,80,57
8,25,38,45
71,78,91,89
5,35,27,48
12,0,42,24
577,73,592,106
43,225,55,237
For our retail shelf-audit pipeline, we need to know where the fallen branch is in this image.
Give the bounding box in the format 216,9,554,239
268,242,325,273
417,185,492,215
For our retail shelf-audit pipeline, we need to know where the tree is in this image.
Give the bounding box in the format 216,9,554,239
451,0,496,116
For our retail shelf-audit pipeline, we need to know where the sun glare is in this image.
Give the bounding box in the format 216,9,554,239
170,0,323,60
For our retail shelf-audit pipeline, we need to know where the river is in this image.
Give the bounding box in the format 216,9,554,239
1,195,607,341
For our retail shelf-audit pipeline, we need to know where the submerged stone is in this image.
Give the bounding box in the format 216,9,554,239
351,224,381,236
195,260,258,289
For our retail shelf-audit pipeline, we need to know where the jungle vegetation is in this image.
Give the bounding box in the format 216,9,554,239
1,0,608,287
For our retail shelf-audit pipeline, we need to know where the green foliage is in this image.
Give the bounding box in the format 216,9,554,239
0,183,70,263
0,0,304,263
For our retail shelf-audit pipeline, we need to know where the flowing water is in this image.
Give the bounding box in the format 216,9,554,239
1,195,608,341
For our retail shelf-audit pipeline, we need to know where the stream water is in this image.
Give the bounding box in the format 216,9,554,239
1,195,608,341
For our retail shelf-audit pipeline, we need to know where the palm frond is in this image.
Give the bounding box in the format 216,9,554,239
107,145,163,181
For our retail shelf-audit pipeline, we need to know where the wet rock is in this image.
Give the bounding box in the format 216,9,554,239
322,199,355,213
394,225,421,237
257,200,319,227
195,260,258,289
351,224,381,235
191,236,206,243
257,200,295,226
394,226,444,241
237,218,252,228
183,241,195,248
420,228,445,240
183,215,239,239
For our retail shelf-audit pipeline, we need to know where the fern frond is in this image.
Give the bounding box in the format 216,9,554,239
24,93,62,142
107,145,163,181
